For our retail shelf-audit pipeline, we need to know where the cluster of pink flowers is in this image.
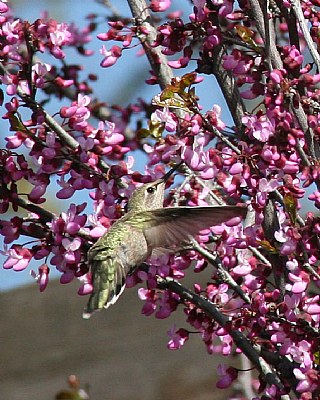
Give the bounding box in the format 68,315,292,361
1,0,320,398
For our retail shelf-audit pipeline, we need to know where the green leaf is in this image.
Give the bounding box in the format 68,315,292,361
284,192,297,224
9,115,29,133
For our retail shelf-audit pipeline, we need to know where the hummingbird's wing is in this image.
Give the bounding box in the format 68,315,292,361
139,206,246,249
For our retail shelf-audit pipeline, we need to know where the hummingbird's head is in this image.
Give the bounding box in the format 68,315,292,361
127,162,182,212
127,179,166,212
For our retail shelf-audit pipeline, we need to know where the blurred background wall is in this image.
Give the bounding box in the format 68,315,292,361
0,279,236,400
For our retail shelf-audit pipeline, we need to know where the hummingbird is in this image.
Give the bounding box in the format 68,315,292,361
83,165,246,319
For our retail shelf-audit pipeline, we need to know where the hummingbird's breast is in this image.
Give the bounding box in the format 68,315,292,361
88,216,150,272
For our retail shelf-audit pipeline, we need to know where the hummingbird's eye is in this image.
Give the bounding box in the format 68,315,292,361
147,186,156,194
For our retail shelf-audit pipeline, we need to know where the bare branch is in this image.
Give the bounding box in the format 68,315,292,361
190,238,251,304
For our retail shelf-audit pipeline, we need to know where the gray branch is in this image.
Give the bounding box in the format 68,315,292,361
290,0,320,71
156,275,291,394
127,0,174,90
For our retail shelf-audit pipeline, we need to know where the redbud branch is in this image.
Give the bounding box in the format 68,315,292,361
294,137,313,167
262,199,287,298
0,218,47,240
259,0,272,71
200,40,246,131
247,245,272,267
303,262,320,281
171,174,193,207
0,62,110,174
222,34,258,52
274,0,300,50
15,196,93,242
16,197,55,224
249,0,320,165
290,100,320,162
23,27,36,100
200,115,242,155
182,166,274,270
190,238,251,304
0,63,75,151
127,0,174,90
290,0,320,71
195,180,225,206
156,275,289,394
248,0,283,69
179,164,226,206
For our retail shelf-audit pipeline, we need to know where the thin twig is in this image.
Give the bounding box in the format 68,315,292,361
290,0,320,71
0,62,111,173
303,263,320,281
259,0,273,71
190,238,251,304
15,196,93,241
201,116,242,155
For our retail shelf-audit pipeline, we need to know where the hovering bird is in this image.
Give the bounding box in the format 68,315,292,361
83,165,246,318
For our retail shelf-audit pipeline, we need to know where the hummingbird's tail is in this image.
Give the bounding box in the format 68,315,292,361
82,258,126,319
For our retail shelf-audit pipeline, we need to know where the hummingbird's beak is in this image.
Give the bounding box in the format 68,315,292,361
161,161,183,183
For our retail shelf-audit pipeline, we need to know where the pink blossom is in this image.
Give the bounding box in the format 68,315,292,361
287,270,309,294
150,0,171,12
303,296,320,316
60,94,91,130
30,264,50,292
308,190,320,208
168,57,190,69
138,288,157,316
283,45,304,69
0,219,21,243
207,283,230,303
3,245,32,271
216,364,238,388
78,273,93,295
151,108,177,132
32,62,51,88
61,203,87,235
269,69,285,84
294,368,319,393
288,340,312,368
256,178,279,206
181,144,217,179
0,1,9,13
100,45,122,68
62,237,82,263
233,250,253,276
242,114,274,142
2,19,20,43
60,270,75,284
49,22,72,46
167,325,189,349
